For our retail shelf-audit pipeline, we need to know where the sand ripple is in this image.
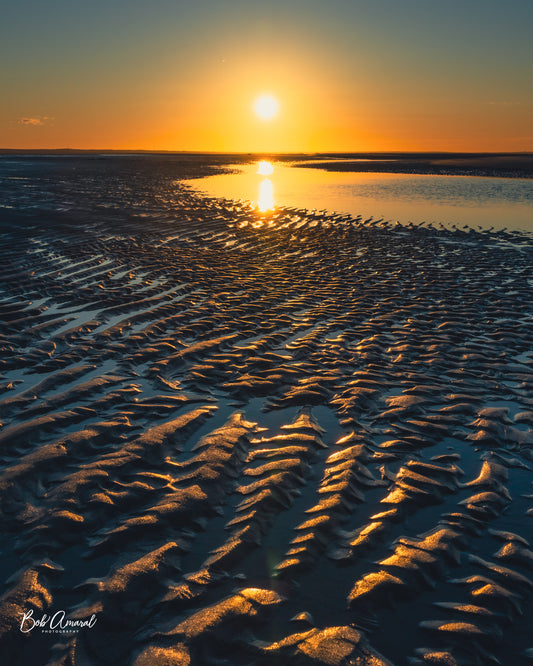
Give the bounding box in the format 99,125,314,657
0,156,532,665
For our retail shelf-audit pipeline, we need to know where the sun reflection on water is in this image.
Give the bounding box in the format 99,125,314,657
257,160,274,176
256,161,275,212
258,178,274,212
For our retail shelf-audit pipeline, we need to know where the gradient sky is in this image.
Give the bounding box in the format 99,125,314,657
1,0,532,152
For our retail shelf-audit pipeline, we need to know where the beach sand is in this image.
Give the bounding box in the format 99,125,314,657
0,155,532,665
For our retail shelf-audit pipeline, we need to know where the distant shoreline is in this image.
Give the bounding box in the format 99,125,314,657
1,150,532,178
295,153,533,179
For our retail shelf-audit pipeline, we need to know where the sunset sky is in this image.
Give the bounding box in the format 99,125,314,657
1,0,532,152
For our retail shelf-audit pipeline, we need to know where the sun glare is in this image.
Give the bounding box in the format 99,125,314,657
257,160,274,176
258,178,274,212
254,95,278,120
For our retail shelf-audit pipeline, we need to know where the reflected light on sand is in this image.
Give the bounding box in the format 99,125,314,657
258,178,274,212
257,160,274,176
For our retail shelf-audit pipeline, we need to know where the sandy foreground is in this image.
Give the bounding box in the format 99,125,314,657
0,155,532,665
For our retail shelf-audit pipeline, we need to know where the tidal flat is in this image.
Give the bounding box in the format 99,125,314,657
0,154,532,665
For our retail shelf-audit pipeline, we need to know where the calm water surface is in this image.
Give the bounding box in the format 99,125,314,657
191,161,533,232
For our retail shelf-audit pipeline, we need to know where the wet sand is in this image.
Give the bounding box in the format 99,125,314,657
296,152,533,179
0,155,532,665
2,150,532,178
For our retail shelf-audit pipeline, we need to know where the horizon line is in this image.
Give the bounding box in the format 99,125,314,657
1,149,532,157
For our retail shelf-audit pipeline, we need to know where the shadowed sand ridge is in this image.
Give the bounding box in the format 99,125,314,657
0,155,532,665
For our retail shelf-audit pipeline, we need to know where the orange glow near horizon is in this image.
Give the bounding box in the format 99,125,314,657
2,13,532,154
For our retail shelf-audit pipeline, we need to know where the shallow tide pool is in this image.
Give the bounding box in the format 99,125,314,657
190,160,533,233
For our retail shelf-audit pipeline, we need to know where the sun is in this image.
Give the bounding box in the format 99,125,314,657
253,95,279,120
